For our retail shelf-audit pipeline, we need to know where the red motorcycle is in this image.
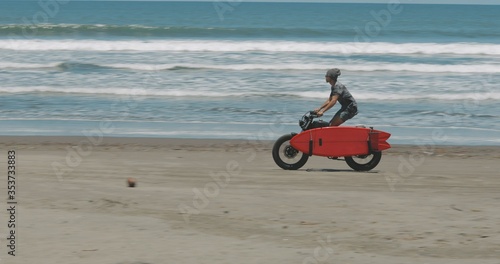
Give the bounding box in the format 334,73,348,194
272,111,391,171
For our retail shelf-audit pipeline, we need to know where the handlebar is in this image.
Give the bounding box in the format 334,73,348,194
308,111,320,118
299,110,322,130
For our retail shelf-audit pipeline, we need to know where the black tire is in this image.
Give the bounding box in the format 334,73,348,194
345,151,382,171
272,134,309,170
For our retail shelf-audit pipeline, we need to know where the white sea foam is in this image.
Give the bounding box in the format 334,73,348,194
1,39,500,55
2,61,499,74
2,86,500,101
0,86,251,97
0,62,59,69
290,91,500,101
105,63,500,73
353,92,500,101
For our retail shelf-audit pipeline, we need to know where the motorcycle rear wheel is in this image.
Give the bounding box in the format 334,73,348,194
345,151,382,171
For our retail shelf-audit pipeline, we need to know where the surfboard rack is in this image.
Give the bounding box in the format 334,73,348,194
308,138,314,156
368,127,380,152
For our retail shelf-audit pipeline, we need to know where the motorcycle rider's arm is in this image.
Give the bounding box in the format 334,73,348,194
316,95,339,116
315,99,329,113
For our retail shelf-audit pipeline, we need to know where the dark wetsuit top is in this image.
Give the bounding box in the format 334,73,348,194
329,82,358,122
330,82,356,109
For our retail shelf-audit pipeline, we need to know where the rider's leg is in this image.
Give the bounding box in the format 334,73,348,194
330,106,358,126
329,116,344,126
329,109,344,126
328,111,345,159
328,114,344,159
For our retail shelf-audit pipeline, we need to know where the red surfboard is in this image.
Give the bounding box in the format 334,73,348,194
290,126,391,157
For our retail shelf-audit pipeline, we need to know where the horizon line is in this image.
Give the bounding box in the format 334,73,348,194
10,0,500,5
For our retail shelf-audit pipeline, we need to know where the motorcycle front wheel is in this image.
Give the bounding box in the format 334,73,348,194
272,134,309,170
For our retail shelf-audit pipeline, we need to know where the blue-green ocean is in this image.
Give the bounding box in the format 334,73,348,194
1,1,499,145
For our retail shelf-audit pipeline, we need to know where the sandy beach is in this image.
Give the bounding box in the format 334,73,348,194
1,136,499,264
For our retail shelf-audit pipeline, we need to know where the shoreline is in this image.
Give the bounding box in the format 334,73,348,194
1,135,499,158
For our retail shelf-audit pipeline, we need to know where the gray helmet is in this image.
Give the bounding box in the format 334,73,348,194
325,68,341,79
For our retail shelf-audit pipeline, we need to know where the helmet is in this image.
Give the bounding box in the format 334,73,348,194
325,68,341,79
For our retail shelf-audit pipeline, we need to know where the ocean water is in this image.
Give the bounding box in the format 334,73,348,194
0,1,499,145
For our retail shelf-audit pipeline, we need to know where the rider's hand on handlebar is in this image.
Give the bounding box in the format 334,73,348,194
312,109,323,117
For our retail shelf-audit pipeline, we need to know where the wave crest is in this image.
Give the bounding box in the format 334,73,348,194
1,39,500,55
2,61,499,74
1,86,500,101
